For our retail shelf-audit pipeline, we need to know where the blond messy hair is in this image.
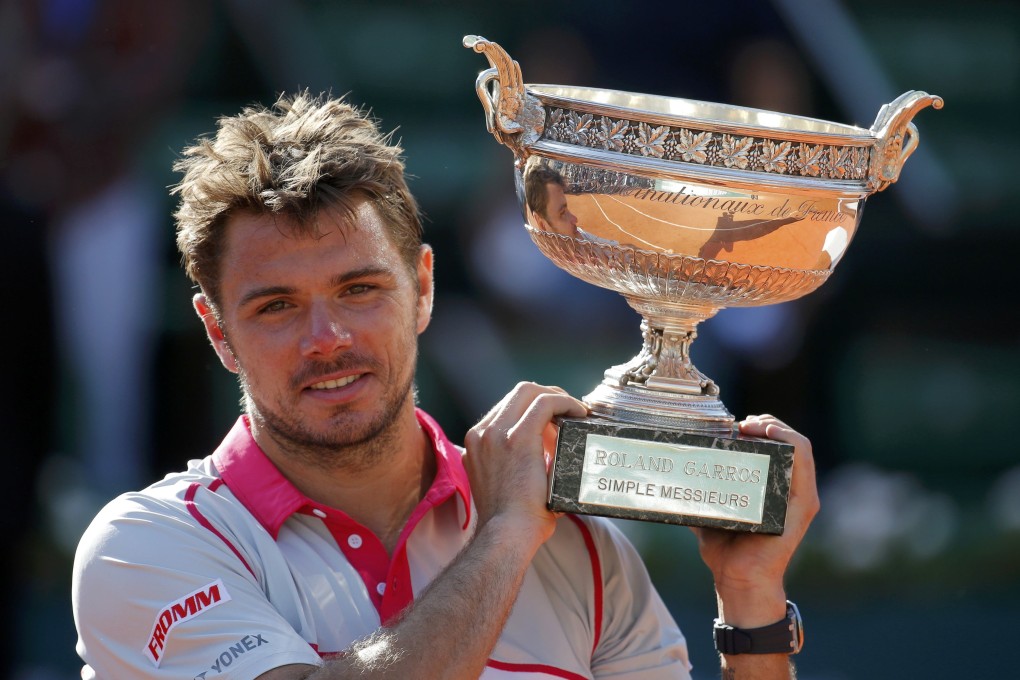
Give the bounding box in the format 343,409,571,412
172,91,423,308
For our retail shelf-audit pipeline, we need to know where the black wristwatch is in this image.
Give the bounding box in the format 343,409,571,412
713,600,803,655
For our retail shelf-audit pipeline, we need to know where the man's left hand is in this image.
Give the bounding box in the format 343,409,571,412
692,414,820,628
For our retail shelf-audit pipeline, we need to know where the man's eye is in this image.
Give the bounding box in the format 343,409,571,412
346,284,374,295
260,300,290,314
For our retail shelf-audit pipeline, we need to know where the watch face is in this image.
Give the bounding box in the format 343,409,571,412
787,600,804,654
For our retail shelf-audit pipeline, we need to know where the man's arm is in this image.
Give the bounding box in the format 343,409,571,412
693,414,820,680
259,383,588,680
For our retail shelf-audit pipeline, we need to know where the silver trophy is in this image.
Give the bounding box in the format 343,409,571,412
465,35,941,533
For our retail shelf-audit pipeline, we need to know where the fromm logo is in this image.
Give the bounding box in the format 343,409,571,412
145,579,231,667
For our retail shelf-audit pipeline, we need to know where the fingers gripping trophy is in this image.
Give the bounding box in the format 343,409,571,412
464,35,941,534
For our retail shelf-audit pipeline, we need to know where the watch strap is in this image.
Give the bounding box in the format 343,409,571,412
713,600,803,655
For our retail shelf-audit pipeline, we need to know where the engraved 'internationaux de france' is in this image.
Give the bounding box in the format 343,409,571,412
578,434,770,524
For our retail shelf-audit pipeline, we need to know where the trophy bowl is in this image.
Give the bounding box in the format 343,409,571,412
465,35,941,532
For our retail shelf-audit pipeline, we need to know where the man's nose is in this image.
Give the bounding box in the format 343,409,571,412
300,302,352,357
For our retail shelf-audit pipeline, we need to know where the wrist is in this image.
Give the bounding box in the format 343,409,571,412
714,583,787,628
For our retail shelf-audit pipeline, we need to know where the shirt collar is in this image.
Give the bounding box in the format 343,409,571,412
212,408,472,538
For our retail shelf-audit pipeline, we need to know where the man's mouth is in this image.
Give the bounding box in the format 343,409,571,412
308,374,362,390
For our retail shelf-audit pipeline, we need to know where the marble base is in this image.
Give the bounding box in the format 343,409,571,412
549,417,794,534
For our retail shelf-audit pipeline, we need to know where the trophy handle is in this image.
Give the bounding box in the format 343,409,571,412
464,34,545,156
868,90,943,192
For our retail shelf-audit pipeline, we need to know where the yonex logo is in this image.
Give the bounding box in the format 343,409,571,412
145,580,231,667
194,633,270,677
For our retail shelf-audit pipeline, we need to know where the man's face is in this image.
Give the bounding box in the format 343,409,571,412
195,199,433,466
539,182,579,236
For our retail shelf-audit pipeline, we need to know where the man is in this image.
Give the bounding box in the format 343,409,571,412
524,164,581,237
73,92,818,679
524,164,620,246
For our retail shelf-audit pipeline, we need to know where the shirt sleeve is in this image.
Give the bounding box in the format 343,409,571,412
72,488,323,679
584,517,693,679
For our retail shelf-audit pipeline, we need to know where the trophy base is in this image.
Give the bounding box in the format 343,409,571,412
549,418,794,534
586,377,735,436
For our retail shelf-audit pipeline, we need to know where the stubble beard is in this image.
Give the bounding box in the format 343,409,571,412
238,349,419,474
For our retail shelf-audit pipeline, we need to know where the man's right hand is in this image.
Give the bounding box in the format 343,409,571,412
464,382,588,545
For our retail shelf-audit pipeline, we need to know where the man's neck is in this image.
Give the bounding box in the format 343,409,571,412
252,408,437,555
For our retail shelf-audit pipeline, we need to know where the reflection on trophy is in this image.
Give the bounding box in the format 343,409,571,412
465,35,941,533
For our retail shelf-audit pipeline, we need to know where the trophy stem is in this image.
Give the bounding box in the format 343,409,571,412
585,298,734,435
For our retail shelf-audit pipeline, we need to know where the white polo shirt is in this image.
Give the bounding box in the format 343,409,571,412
73,409,691,679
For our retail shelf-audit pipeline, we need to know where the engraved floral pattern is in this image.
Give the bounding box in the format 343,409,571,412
547,108,564,133
595,116,629,152
621,128,639,154
675,129,712,163
850,146,868,178
543,107,871,181
719,135,753,169
827,146,852,178
760,140,793,173
636,123,670,157
799,143,825,177
565,111,594,145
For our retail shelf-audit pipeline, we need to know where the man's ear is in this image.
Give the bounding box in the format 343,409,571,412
415,245,434,335
529,208,550,232
193,294,238,373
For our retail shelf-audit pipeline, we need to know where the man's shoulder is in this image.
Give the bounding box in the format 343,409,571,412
95,456,221,516
75,456,246,566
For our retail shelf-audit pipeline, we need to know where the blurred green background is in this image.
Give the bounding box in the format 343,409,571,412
2,0,1017,677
